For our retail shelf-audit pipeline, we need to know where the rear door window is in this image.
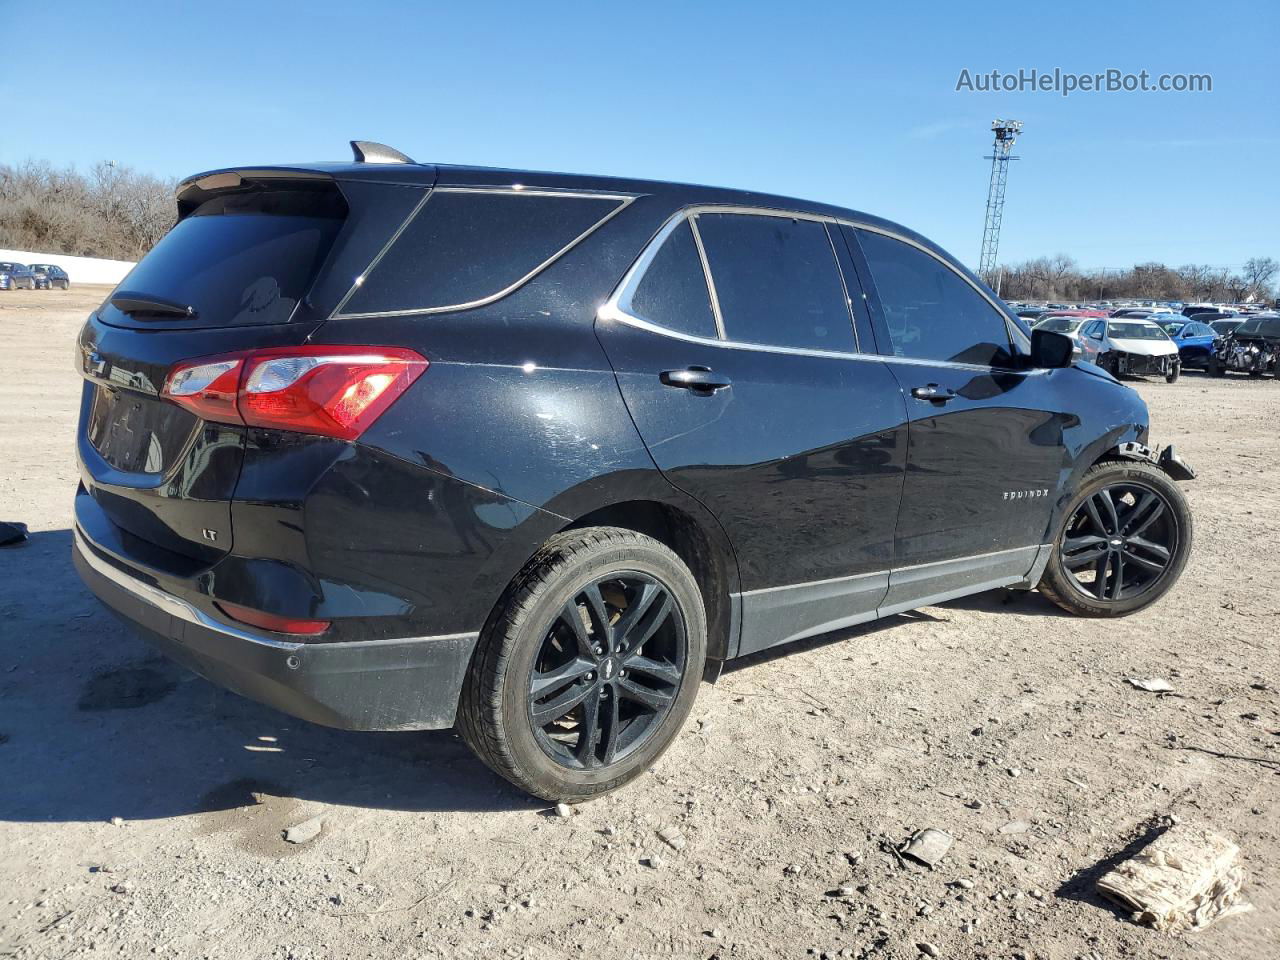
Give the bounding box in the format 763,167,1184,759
341,190,626,316
694,213,855,352
857,229,1014,366
626,220,719,339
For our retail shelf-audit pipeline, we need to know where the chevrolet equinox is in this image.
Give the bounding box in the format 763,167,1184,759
73,142,1195,801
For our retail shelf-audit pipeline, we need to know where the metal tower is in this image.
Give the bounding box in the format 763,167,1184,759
978,119,1022,291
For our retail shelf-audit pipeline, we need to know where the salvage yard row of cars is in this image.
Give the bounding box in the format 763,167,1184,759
1009,300,1280,381
0,261,71,291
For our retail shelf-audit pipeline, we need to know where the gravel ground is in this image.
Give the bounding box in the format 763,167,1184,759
1,288,1276,960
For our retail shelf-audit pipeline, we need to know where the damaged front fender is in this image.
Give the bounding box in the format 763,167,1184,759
1114,441,1197,482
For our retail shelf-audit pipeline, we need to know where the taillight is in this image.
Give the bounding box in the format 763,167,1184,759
215,601,331,636
161,346,427,441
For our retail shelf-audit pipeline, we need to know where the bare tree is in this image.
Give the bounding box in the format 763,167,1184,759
0,159,177,260
1239,257,1279,302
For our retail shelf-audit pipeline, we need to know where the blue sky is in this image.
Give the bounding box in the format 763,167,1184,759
2,0,1276,270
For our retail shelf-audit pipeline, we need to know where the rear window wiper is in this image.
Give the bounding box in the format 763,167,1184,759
110,291,198,319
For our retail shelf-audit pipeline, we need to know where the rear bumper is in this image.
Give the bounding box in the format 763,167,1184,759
73,528,478,731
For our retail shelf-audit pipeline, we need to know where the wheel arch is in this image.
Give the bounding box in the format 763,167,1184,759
557,499,739,667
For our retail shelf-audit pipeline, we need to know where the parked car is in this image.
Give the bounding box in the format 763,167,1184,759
71,142,1196,801
1209,318,1245,338
30,264,70,290
1159,319,1218,369
1182,303,1230,318
1015,307,1049,321
1031,315,1091,355
0,262,36,291
1079,317,1182,381
1207,314,1280,378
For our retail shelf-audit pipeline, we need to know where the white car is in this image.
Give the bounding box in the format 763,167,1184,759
1078,317,1182,382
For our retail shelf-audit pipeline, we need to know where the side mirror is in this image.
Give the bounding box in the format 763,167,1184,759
1030,329,1074,368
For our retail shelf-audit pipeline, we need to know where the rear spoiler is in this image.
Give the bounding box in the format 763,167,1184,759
177,145,436,206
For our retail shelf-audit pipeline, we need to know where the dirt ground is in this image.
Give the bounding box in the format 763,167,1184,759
1,287,1276,960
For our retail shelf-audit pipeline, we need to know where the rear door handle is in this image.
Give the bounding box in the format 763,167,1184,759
660,366,732,394
911,383,956,403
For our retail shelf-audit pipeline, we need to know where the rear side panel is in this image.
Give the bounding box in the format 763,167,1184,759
75,175,427,569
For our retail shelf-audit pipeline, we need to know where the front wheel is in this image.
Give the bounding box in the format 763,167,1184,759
1166,361,1181,384
457,527,707,802
1038,460,1192,618
1207,356,1225,377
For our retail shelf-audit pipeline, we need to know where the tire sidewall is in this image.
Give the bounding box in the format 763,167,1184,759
496,539,707,797
1043,461,1192,617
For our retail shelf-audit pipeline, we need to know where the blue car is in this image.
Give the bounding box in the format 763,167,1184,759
1160,319,1219,368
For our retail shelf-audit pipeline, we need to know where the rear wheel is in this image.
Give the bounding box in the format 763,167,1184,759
457,527,706,802
1038,460,1191,618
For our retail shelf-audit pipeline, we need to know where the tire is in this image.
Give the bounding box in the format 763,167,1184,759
1038,459,1192,618
1165,361,1181,384
1207,356,1224,377
457,527,707,802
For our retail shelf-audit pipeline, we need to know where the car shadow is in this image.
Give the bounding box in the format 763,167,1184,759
722,584,1071,675
937,587,1072,618
0,529,539,825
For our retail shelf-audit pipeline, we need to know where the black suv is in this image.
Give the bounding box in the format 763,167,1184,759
30,264,71,290
1208,314,1280,378
73,142,1195,801
0,262,36,290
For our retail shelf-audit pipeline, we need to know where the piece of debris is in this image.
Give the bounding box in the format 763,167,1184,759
1095,824,1253,931
901,828,953,868
111,882,132,895
835,884,857,897
554,803,573,819
953,878,975,890
999,820,1032,835
917,942,940,958
642,854,664,869
283,816,324,845
657,825,687,851
0,521,28,548
1007,767,1022,778
109,817,124,827
602,823,617,837
1126,677,1175,693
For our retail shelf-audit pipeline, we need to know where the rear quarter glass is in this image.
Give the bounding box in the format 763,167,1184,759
338,190,626,316
97,185,346,329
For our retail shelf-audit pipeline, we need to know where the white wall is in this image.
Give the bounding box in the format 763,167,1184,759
0,248,135,285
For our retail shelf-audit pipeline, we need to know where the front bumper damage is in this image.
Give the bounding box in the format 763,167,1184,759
1113,352,1178,377
1115,441,1196,482
1214,338,1279,374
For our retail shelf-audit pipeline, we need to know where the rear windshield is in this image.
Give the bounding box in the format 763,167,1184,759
1109,322,1169,340
338,190,626,316
99,185,345,327
1037,318,1081,332
1236,318,1280,337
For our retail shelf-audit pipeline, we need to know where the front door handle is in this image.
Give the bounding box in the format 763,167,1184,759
660,366,732,394
911,383,956,403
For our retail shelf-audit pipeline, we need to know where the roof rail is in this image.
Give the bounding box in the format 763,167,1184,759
350,140,415,164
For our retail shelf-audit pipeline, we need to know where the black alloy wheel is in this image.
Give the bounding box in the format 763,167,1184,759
526,573,686,770
1059,482,1176,602
457,527,707,802
1039,459,1192,617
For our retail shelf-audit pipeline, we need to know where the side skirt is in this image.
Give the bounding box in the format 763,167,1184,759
733,544,1047,658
